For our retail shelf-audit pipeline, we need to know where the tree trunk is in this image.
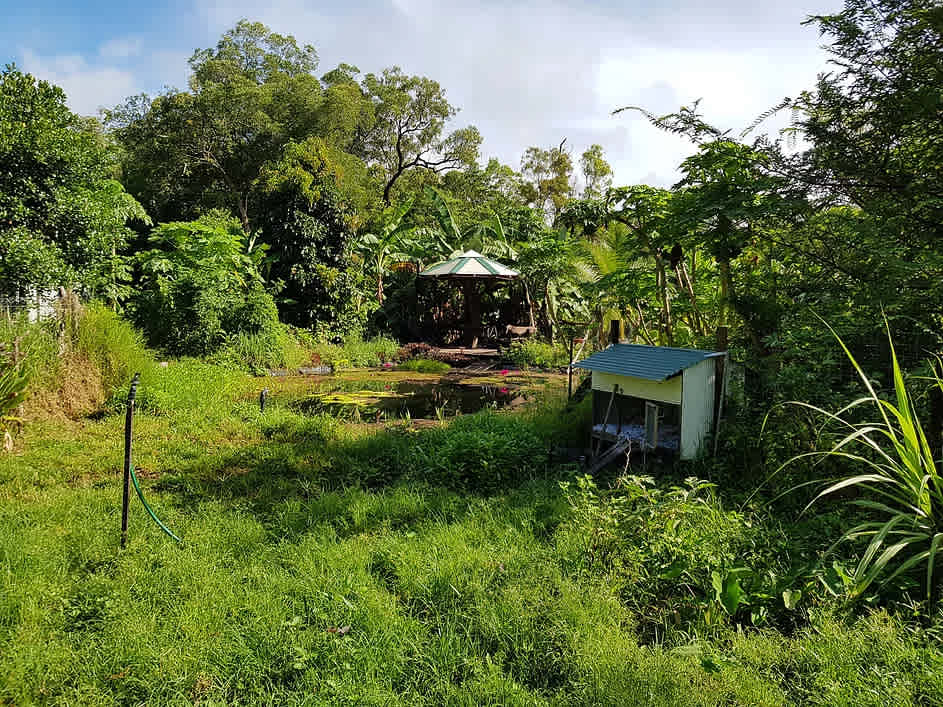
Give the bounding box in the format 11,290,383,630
655,253,672,346
237,193,251,236
676,260,704,336
719,257,736,328
523,282,536,328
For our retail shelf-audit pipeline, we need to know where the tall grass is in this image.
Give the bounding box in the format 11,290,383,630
313,335,399,370
785,322,943,601
211,326,311,375
506,339,571,370
75,305,155,393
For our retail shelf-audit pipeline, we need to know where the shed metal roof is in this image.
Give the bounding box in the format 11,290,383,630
573,343,723,382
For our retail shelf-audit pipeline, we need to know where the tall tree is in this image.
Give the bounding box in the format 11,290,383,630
795,0,943,249
357,67,481,205
254,138,361,329
519,140,574,221
0,65,147,298
108,22,373,235
580,144,613,199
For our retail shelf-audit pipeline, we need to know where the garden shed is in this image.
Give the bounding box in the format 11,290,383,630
574,343,726,461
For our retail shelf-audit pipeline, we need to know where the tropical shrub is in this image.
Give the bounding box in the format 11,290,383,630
556,474,794,635
131,213,281,356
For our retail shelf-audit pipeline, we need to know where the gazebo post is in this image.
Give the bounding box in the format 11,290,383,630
418,250,518,350
462,280,481,348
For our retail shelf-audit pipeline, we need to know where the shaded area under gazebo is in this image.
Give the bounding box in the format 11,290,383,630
418,250,518,348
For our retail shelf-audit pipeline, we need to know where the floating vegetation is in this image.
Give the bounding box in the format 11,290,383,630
290,379,525,421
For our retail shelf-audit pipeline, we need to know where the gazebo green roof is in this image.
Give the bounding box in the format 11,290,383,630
419,250,518,279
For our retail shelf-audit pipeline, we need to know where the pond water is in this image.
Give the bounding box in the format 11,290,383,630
290,378,524,420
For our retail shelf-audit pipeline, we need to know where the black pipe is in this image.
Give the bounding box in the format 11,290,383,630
610,319,620,346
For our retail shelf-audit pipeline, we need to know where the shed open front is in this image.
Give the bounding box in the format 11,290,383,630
574,344,725,462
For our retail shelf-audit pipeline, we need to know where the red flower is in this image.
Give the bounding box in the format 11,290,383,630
500,369,509,376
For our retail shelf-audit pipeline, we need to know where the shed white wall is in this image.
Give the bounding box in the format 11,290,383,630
680,358,716,459
591,371,681,405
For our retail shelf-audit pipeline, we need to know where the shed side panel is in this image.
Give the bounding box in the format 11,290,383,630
680,359,716,459
591,371,682,405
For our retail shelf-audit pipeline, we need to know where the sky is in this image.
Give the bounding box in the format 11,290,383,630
2,0,839,186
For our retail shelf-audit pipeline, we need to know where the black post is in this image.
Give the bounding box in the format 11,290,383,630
609,319,621,346
260,388,268,413
121,372,140,548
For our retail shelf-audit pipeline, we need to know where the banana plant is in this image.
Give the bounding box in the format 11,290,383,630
356,198,418,304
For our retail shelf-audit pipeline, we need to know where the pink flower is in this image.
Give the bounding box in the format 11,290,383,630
500,387,509,394
382,362,393,369
500,369,509,376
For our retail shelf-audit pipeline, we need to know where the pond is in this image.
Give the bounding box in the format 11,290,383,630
288,377,527,421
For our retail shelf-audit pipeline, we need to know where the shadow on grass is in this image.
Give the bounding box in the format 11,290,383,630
153,405,589,541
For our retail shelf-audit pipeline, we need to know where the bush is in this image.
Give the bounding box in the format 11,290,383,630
506,339,570,370
397,358,450,374
131,214,283,357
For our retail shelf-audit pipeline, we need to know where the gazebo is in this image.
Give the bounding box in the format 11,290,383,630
418,250,519,348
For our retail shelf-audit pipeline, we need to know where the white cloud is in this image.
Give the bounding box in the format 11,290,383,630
187,0,836,186
21,0,838,183
19,50,140,116
99,37,143,59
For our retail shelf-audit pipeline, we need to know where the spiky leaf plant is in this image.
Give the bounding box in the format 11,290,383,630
787,323,943,602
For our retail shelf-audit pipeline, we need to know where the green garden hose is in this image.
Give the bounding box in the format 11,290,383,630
129,465,182,543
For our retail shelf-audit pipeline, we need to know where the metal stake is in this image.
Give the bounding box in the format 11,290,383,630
121,372,140,548
260,388,268,413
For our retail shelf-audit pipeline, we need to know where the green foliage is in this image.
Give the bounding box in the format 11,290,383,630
0,314,60,391
211,326,311,375
74,304,154,393
0,349,28,437
557,474,797,633
0,65,147,298
358,66,481,204
506,339,570,369
133,213,281,356
396,358,450,373
255,138,365,330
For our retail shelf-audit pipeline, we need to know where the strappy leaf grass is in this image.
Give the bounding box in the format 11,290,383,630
784,321,943,601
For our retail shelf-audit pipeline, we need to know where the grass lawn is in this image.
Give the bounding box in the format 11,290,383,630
2,363,942,705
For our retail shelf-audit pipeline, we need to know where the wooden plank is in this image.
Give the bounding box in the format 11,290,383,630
587,436,632,474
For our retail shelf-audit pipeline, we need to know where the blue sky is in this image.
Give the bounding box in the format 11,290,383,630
2,0,839,185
